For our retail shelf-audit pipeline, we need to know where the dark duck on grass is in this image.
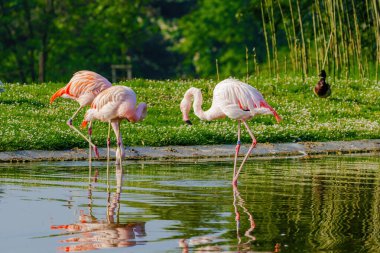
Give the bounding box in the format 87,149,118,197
314,70,331,98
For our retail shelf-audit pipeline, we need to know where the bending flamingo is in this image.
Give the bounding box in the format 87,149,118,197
81,85,147,166
180,78,281,186
50,70,112,157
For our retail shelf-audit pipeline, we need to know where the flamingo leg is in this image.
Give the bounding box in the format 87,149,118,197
106,120,111,190
117,124,123,167
234,185,256,243
88,121,93,185
233,185,241,244
111,121,124,166
66,106,99,158
233,121,242,180
67,106,83,126
233,121,257,185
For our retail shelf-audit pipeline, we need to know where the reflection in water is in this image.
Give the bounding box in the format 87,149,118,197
232,185,281,253
179,237,222,253
179,185,281,253
233,185,256,246
1,156,380,252
51,165,146,252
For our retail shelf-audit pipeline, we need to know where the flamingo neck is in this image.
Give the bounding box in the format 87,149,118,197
126,102,147,123
189,88,209,121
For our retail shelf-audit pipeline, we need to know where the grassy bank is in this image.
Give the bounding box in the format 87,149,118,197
0,77,379,152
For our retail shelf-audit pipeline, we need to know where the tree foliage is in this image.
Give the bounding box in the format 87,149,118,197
0,0,378,82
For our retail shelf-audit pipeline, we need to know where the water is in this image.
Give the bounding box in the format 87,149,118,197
0,155,380,252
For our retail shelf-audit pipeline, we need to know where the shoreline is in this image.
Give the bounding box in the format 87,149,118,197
0,139,379,162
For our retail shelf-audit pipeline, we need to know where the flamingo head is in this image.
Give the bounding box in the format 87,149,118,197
180,98,192,125
80,109,95,128
180,88,195,125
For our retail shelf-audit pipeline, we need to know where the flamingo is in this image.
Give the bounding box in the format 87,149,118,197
81,85,147,167
180,78,281,186
50,70,112,157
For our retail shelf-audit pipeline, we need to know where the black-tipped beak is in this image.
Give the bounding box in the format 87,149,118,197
185,120,192,125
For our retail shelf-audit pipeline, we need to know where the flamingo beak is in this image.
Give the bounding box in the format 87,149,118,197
80,120,88,129
184,120,192,125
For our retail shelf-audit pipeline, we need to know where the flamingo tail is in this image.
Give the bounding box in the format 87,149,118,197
50,87,66,104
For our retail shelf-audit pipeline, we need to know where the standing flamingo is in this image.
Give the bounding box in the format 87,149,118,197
81,85,147,167
180,78,281,186
50,70,112,157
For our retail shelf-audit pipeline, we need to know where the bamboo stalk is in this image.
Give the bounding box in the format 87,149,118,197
315,0,327,71
261,0,271,77
312,8,319,73
278,0,295,72
372,0,380,83
253,48,259,86
338,0,348,78
296,0,307,80
285,56,287,76
308,39,312,70
266,0,278,78
289,0,298,73
344,0,354,78
351,0,363,78
322,31,333,70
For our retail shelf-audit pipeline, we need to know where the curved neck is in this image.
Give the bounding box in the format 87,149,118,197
190,88,209,121
182,87,220,122
126,103,147,123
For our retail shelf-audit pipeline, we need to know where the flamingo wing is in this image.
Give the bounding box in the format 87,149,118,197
215,79,281,122
88,86,137,122
50,70,112,105
68,71,112,97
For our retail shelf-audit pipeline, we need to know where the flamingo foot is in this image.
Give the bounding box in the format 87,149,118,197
93,146,100,158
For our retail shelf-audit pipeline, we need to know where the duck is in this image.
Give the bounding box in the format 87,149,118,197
314,70,331,98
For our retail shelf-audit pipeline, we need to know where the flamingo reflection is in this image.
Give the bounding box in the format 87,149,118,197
233,186,281,252
51,165,146,252
177,186,253,252
179,185,281,252
233,185,256,246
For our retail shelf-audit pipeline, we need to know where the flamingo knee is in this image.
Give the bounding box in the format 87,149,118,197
235,141,241,153
67,118,73,127
251,139,257,149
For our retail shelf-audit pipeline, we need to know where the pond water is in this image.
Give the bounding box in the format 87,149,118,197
0,155,380,252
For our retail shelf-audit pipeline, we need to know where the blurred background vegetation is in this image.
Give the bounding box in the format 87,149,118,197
0,0,379,83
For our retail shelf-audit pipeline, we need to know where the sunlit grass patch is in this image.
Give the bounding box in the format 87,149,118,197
0,77,379,151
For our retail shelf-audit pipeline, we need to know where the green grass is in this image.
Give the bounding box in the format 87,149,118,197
0,77,379,152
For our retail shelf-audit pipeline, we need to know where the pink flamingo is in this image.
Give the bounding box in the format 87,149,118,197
81,85,147,166
50,70,112,157
180,78,281,186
